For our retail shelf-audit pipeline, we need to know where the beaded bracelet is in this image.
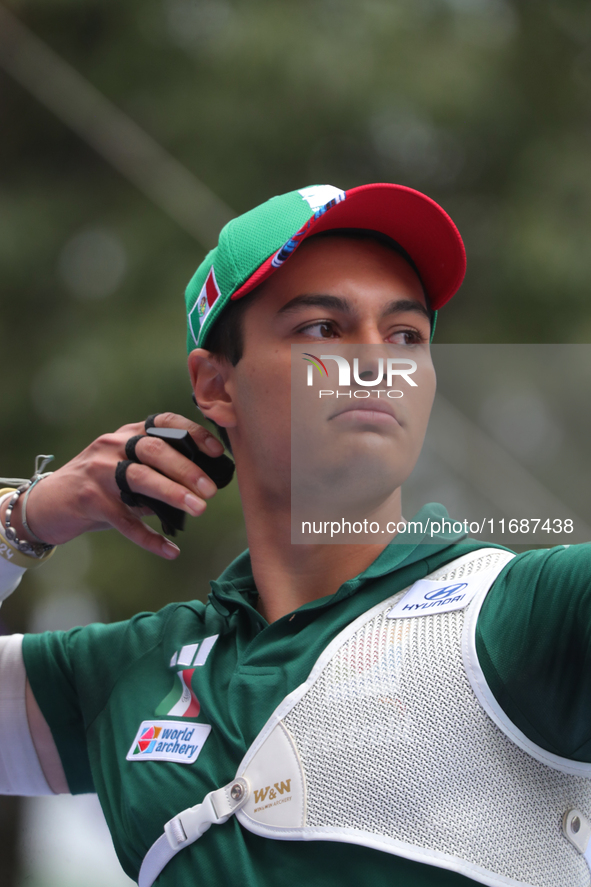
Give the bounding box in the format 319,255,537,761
2,455,55,558
21,474,52,544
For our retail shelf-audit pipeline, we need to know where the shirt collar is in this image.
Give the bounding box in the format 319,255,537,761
208,503,466,620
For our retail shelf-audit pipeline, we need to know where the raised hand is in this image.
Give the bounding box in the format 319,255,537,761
0,413,225,559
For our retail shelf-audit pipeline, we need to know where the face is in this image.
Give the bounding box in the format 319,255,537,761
192,236,436,508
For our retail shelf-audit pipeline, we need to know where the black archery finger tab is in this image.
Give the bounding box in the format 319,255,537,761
144,414,160,432
125,435,145,463
123,426,235,537
115,460,138,499
146,427,235,489
116,456,184,536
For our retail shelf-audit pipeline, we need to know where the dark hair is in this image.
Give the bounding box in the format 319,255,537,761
202,229,434,452
202,291,258,452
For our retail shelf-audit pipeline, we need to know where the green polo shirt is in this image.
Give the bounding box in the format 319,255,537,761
22,503,591,886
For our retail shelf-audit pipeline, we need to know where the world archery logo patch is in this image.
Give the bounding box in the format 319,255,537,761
127,720,211,764
132,723,163,755
155,668,200,718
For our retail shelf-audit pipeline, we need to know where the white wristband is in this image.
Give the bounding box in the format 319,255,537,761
0,634,54,795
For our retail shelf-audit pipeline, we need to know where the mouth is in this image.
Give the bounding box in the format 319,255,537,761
329,398,400,426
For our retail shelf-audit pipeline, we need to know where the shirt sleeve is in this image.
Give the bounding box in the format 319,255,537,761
476,543,591,762
22,609,170,794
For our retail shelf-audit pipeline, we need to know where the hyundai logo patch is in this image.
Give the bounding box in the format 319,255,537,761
387,576,487,619
423,583,469,601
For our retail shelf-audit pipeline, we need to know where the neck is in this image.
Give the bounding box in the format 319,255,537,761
236,466,402,623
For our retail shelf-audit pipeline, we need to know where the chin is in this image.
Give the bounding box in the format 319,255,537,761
295,453,410,510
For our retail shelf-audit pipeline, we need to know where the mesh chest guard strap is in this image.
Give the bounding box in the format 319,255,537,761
141,549,591,887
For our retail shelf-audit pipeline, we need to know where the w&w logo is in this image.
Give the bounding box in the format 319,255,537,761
253,780,292,806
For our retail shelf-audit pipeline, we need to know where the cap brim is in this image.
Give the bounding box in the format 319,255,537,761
231,183,466,310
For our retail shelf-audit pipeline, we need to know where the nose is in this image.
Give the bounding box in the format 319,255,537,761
353,352,387,387
358,369,386,383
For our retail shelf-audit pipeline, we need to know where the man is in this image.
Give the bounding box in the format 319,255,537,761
1,183,591,887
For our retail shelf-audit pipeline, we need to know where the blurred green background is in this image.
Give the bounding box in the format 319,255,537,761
1,0,591,883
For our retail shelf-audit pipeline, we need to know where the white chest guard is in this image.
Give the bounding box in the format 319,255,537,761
141,548,591,887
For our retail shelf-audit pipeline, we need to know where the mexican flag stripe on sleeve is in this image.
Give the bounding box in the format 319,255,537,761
155,669,200,718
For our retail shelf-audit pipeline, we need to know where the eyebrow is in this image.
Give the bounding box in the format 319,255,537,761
379,299,430,322
277,293,430,321
277,294,355,316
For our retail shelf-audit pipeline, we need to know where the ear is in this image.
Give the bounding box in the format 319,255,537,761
187,349,237,430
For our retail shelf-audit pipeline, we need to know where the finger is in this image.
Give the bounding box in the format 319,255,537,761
132,435,218,500
150,412,224,456
105,502,181,559
115,420,152,438
124,461,208,517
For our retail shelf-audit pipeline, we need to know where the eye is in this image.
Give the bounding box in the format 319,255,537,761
297,320,339,339
387,328,426,345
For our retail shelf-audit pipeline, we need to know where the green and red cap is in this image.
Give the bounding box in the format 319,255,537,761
186,183,466,352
